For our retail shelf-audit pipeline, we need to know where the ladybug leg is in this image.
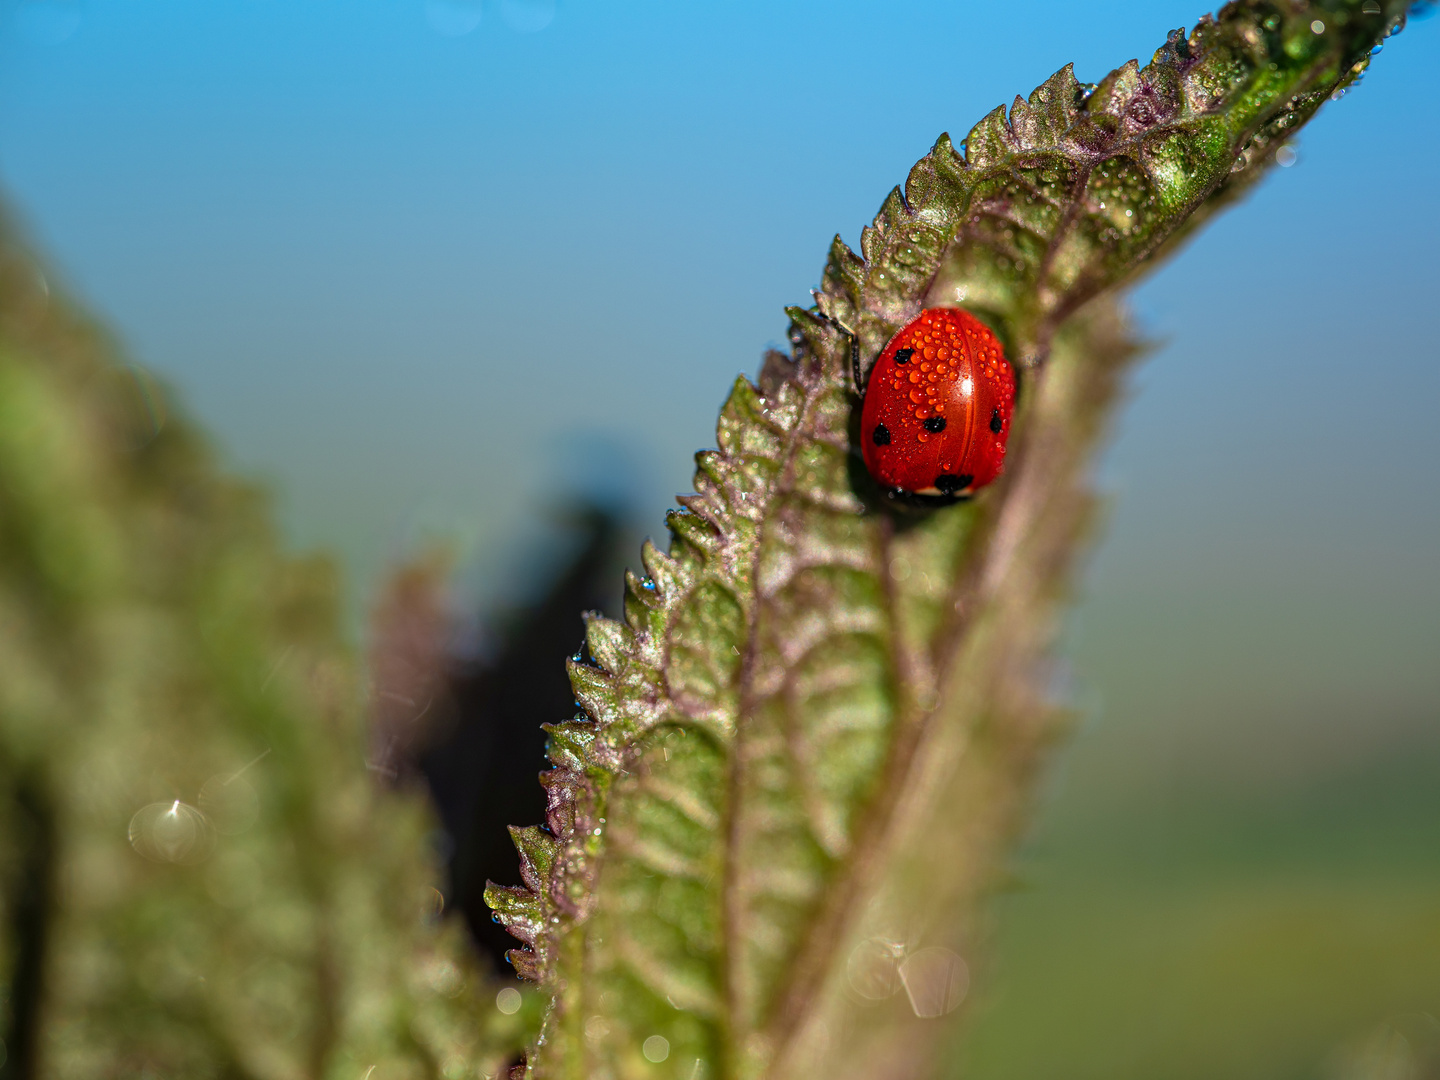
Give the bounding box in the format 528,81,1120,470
847,329,864,396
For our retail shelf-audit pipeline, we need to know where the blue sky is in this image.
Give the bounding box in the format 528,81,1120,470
0,0,1436,740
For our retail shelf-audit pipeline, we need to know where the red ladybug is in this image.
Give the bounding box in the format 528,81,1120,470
859,307,1016,500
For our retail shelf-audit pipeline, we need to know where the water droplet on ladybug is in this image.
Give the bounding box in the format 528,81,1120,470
860,307,1015,501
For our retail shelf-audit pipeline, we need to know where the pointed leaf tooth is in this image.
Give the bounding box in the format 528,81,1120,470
1087,57,1142,120
693,448,728,489
927,133,971,206
506,918,539,944
718,378,786,465
640,538,682,600
675,492,730,541
667,508,719,559
543,722,595,772
964,104,1015,168
509,825,559,892
932,131,964,169
568,660,619,725
584,612,632,673
873,186,910,232
819,233,864,321
539,766,583,839
1150,26,1191,68
716,373,762,432
785,303,827,333
1129,37,1185,132
1008,93,1040,147
828,231,864,273
624,566,661,609
624,569,666,636
507,948,541,983
483,880,542,924
784,305,848,369
902,156,939,212
1024,62,1083,145
756,348,799,400
859,221,883,264
674,493,717,523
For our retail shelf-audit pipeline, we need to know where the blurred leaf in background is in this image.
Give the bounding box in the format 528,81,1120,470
0,216,535,1079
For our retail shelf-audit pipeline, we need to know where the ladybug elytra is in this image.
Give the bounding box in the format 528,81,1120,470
859,307,1016,501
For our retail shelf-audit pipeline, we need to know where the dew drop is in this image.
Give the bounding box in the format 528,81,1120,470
128,800,214,865
424,886,446,921
898,947,970,1018
496,987,523,1015
847,938,904,1000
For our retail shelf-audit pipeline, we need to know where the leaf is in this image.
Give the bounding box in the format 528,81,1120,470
485,3,1413,1078
0,215,529,1078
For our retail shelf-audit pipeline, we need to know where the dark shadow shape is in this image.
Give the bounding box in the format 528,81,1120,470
419,506,628,970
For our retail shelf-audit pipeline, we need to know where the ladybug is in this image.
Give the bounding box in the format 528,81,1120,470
859,307,1016,501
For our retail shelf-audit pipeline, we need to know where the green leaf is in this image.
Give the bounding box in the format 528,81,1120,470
485,3,1413,1078
0,216,527,1078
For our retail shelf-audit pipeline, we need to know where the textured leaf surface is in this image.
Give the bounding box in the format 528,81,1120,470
0,217,531,1079
486,4,1412,1078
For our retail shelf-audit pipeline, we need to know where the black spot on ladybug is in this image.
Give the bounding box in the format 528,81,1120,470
923,416,947,433
989,408,1003,434
872,423,891,446
935,473,973,495
894,348,914,365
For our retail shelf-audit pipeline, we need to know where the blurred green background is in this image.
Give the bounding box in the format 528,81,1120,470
2,1,1437,1076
